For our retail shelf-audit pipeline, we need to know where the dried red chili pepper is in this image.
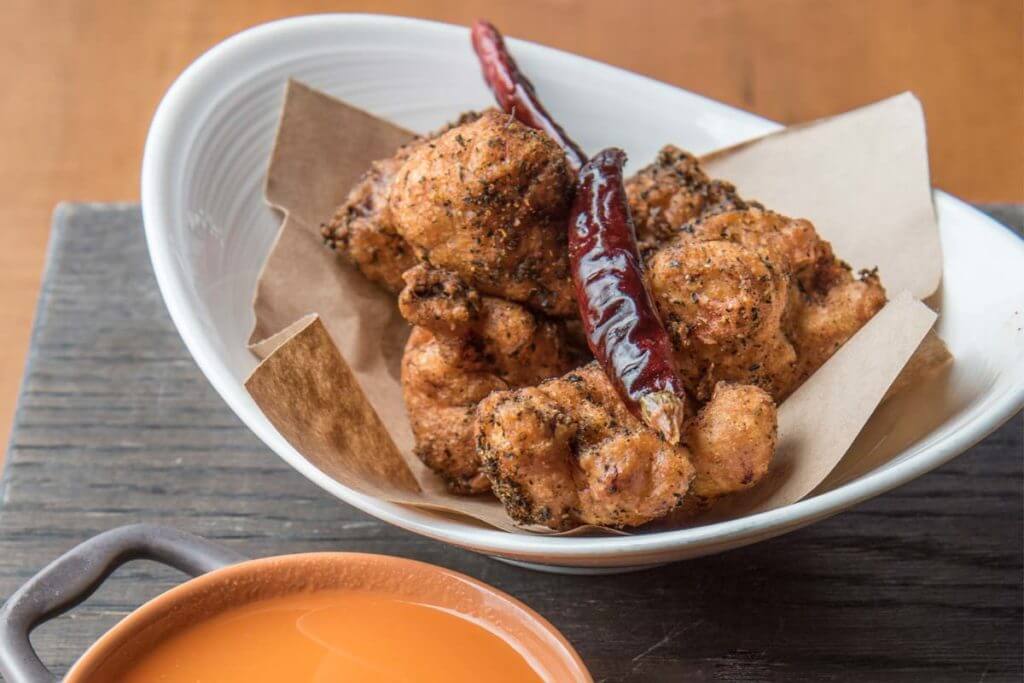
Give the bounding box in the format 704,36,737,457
569,148,688,443
470,19,587,171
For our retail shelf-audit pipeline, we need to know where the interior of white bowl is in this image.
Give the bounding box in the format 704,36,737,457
142,15,1024,567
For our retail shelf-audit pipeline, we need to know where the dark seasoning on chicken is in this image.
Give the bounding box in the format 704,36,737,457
321,20,886,531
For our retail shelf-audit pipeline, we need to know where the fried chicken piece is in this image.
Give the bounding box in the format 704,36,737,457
399,265,575,493
389,109,577,316
398,262,481,336
684,381,778,501
402,328,501,493
322,152,418,291
476,362,775,530
683,207,842,294
322,113,481,292
476,363,693,529
789,269,887,388
626,145,747,250
647,207,887,401
647,238,798,401
582,149,868,404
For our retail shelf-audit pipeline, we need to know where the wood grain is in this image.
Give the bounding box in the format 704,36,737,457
0,204,1020,680
0,1,1021,455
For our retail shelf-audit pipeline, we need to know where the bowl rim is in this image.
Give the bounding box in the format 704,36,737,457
65,551,591,681
141,13,1024,563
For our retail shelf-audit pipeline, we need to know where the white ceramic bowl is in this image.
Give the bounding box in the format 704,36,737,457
142,14,1024,572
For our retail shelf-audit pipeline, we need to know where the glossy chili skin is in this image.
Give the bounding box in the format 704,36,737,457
470,19,587,171
569,148,687,442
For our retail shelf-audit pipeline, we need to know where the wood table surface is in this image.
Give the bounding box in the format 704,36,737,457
0,204,1020,681
0,0,1021,457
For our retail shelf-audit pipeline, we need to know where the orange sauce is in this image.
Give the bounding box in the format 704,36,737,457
110,590,544,682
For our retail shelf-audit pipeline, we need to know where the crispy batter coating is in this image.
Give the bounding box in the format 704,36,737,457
789,270,887,388
398,262,481,336
648,238,797,400
476,362,775,530
647,207,887,401
323,113,481,292
626,153,885,399
389,109,576,316
403,327,503,493
399,265,575,493
684,381,778,501
683,207,842,293
626,145,747,249
322,151,418,292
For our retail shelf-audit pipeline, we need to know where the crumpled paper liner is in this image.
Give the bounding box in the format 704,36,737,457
244,80,951,534
701,92,941,300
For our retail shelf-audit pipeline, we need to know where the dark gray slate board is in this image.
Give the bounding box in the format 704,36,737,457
0,204,1021,682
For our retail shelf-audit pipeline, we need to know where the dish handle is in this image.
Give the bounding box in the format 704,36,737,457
0,523,248,683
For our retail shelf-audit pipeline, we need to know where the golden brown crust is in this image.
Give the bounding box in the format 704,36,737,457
682,207,843,294
399,266,575,494
476,363,694,529
323,113,483,292
625,145,746,250
322,145,419,292
648,238,797,400
685,381,777,500
388,110,576,316
476,363,777,530
402,327,504,494
788,269,887,390
646,207,886,401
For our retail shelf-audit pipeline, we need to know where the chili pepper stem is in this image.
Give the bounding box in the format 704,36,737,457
639,391,686,445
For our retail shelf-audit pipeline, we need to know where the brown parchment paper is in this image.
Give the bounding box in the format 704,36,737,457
244,80,950,533
247,315,537,532
703,92,941,300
